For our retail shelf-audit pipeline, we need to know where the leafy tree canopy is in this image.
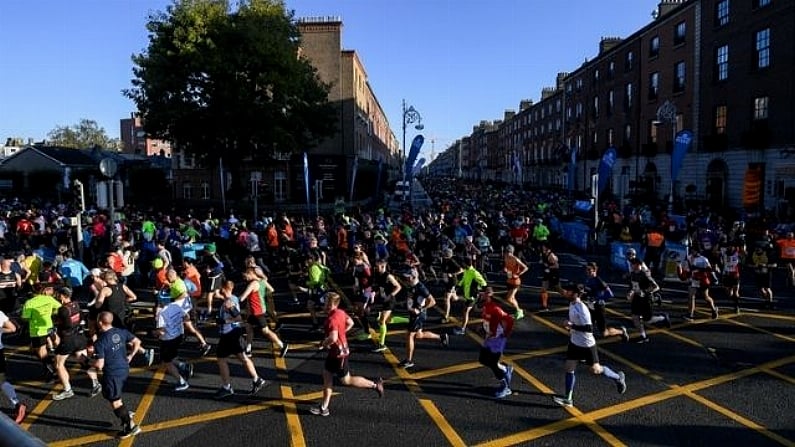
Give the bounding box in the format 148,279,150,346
124,0,336,168
47,119,114,149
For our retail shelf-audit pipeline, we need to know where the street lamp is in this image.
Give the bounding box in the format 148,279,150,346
402,99,423,182
654,99,677,214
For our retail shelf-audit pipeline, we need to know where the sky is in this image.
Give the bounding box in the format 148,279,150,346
0,0,660,162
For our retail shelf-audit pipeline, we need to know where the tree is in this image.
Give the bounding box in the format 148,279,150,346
124,0,336,171
47,119,113,149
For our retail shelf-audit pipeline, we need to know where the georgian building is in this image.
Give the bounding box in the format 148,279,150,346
434,0,794,217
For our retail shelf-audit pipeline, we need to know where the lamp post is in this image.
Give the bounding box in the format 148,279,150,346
402,99,423,183
655,100,677,214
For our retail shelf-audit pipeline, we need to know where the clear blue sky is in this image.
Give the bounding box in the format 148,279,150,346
0,0,659,161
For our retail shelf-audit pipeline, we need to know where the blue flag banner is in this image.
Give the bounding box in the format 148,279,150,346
349,155,358,202
303,152,310,216
405,135,424,180
671,130,693,183
567,146,578,191
412,157,426,176
597,147,617,195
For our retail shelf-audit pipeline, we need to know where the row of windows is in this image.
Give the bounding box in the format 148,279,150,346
711,97,769,134
716,0,771,27
714,28,771,81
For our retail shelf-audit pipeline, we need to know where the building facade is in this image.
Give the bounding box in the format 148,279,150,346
119,114,173,157
433,0,794,217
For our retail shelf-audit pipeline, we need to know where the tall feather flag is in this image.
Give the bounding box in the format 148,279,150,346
567,146,578,191
349,155,359,202
303,152,310,216
412,157,426,177
404,135,424,182
596,146,617,195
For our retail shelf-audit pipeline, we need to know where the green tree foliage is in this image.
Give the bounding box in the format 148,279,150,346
124,0,336,168
47,119,113,149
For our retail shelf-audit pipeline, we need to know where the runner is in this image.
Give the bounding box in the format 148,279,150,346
439,248,463,324
310,292,384,417
155,279,194,392
448,256,487,335
165,268,212,357
0,257,22,316
477,287,514,399
628,258,671,342
503,245,528,319
539,244,561,313
583,262,629,341
213,280,268,399
370,258,402,353
239,268,288,358
681,250,720,320
552,284,627,408
398,268,449,370
91,311,142,439
0,310,26,423
21,284,61,379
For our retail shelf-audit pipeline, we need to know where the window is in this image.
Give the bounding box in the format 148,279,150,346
716,0,729,26
576,102,583,119
754,96,769,120
201,182,210,200
566,106,572,120
649,36,660,58
650,121,659,143
592,96,599,117
607,90,614,116
624,124,632,142
673,61,686,93
716,45,729,81
625,50,635,71
753,0,771,9
625,83,634,111
674,21,686,45
182,182,193,200
576,78,583,91
274,171,287,202
648,72,660,100
756,28,770,68
607,128,615,146
592,130,598,145
593,69,600,84
556,99,561,112
608,61,615,79
714,105,727,134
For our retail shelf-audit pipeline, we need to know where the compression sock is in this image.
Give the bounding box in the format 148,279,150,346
601,365,620,380
114,404,132,425
389,315,409,324
565,372,575,400
378,323,387,346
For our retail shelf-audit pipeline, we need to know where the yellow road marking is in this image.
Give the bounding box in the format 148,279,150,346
418,399,467,447
724,317,795,343
275,356,306,447
48,391,327,447
761,367,795,386
119,367,166,447
676,385,795,447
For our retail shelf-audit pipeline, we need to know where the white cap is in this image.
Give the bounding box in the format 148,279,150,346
91,268,102,277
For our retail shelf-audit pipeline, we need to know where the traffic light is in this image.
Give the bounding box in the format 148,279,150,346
72,180,85,213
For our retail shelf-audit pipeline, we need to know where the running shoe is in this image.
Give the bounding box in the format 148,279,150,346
374,377,385,398
663,313,672,328
504,365,514,386
494,383,512,399
309,405,330,417
13,402,27,424
251,377,268,395
200,344,212,357
214,386,234,400
118,424,142,439
440,317,450,324
53,389,75,401
616,371,627,394
711,308,719,319
398,359,415,369
441,333,450,348
185,363,195,378
89,383,102,398
371,344,388,353
279,344,290,358
683,314,695,321
175,381,190,392
514,309,525,320
452,327,466,336
620,326,630,343
636,336,650,344
552,396,573,407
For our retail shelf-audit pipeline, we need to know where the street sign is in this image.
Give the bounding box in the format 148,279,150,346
99,158,118,178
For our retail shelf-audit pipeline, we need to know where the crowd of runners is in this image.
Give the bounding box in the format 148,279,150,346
0,176,792,438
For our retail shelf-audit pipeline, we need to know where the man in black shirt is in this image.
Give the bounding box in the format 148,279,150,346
52,287,101,401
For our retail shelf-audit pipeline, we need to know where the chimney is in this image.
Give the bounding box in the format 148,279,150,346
519,100,534,111
504,110,516,122
657,0,686,18
556,72,569,91
599,37,622,54
541,87,555,100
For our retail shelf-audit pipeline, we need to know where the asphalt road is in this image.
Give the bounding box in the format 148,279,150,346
4,250,795,447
